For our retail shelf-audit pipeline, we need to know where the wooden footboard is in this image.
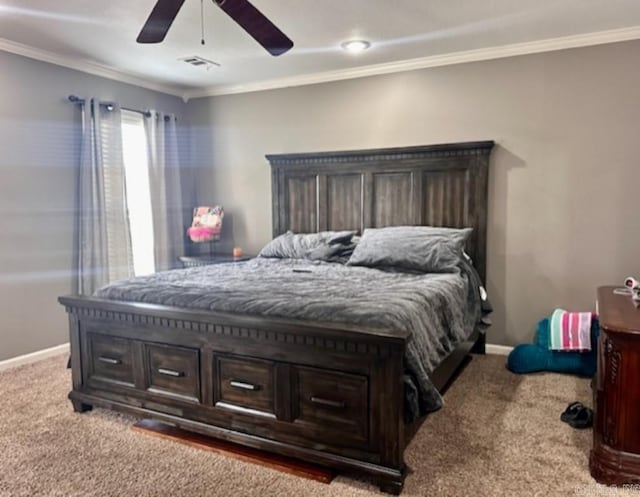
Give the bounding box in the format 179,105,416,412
60,295,410,493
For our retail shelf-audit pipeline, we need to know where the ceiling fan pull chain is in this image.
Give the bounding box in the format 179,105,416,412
200,0,205,45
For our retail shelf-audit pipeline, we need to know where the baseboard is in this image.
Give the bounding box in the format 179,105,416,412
0,343,70,372
485,344,513,356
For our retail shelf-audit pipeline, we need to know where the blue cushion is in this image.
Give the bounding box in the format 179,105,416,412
507,318,599,377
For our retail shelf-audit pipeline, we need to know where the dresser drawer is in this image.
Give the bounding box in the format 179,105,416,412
214,355,275,416
293,366,369,446
87,333,135,387
144,343,201,402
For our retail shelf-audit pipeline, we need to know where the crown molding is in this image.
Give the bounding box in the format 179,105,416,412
2,24,640,102
0,37,186,98
184,25,640,100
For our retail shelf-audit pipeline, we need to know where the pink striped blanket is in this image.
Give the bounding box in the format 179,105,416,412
549,309,593,351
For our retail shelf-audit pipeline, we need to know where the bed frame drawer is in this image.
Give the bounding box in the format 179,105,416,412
86,333,135,388
143,343,201,403
293,366,369,447
214,355,275,416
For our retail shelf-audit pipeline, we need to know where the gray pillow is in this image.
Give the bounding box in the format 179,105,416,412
346,226,472,273
258,230,357,259
305,241,357,264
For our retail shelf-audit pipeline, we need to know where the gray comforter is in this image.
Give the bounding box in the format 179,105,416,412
95,257,483,418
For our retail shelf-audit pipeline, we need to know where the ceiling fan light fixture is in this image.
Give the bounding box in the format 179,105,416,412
340,39,371,54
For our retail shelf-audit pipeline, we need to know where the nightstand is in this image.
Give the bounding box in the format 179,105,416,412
178,255,252,268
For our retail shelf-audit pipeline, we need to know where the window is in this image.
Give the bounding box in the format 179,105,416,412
121,110,155,276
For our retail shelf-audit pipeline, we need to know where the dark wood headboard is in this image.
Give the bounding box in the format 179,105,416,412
266,141,494,282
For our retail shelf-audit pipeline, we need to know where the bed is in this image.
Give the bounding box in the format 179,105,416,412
59,140,494,494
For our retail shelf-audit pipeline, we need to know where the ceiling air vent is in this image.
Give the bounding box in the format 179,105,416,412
179,56,220,70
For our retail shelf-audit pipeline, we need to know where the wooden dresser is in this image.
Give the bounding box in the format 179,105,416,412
590,286,640,484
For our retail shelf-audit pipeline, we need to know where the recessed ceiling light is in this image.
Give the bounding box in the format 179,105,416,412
340,40,371,54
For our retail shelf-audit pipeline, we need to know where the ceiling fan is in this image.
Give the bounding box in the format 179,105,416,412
137,0,294,56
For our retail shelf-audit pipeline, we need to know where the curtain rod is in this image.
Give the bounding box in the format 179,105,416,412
68,95,154,119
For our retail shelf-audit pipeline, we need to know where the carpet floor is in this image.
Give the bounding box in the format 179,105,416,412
0,354,630,497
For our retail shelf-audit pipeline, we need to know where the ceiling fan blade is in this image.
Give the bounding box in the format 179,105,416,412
137,0,186,43
214,0,293,56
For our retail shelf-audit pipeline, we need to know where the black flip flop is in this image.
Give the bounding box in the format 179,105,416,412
568,407,593,429
561,401,584,423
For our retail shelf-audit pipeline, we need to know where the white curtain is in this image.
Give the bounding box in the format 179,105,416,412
77,99,133,294
144,111,183,271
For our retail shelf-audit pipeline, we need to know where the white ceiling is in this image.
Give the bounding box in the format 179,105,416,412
1,0,640,98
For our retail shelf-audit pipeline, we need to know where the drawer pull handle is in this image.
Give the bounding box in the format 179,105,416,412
311,396,346,409
230,380,260,391
97,356,121,365
158,368,184,377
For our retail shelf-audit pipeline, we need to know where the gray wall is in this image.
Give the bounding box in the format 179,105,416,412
188,39,640,347
0,51,190,361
